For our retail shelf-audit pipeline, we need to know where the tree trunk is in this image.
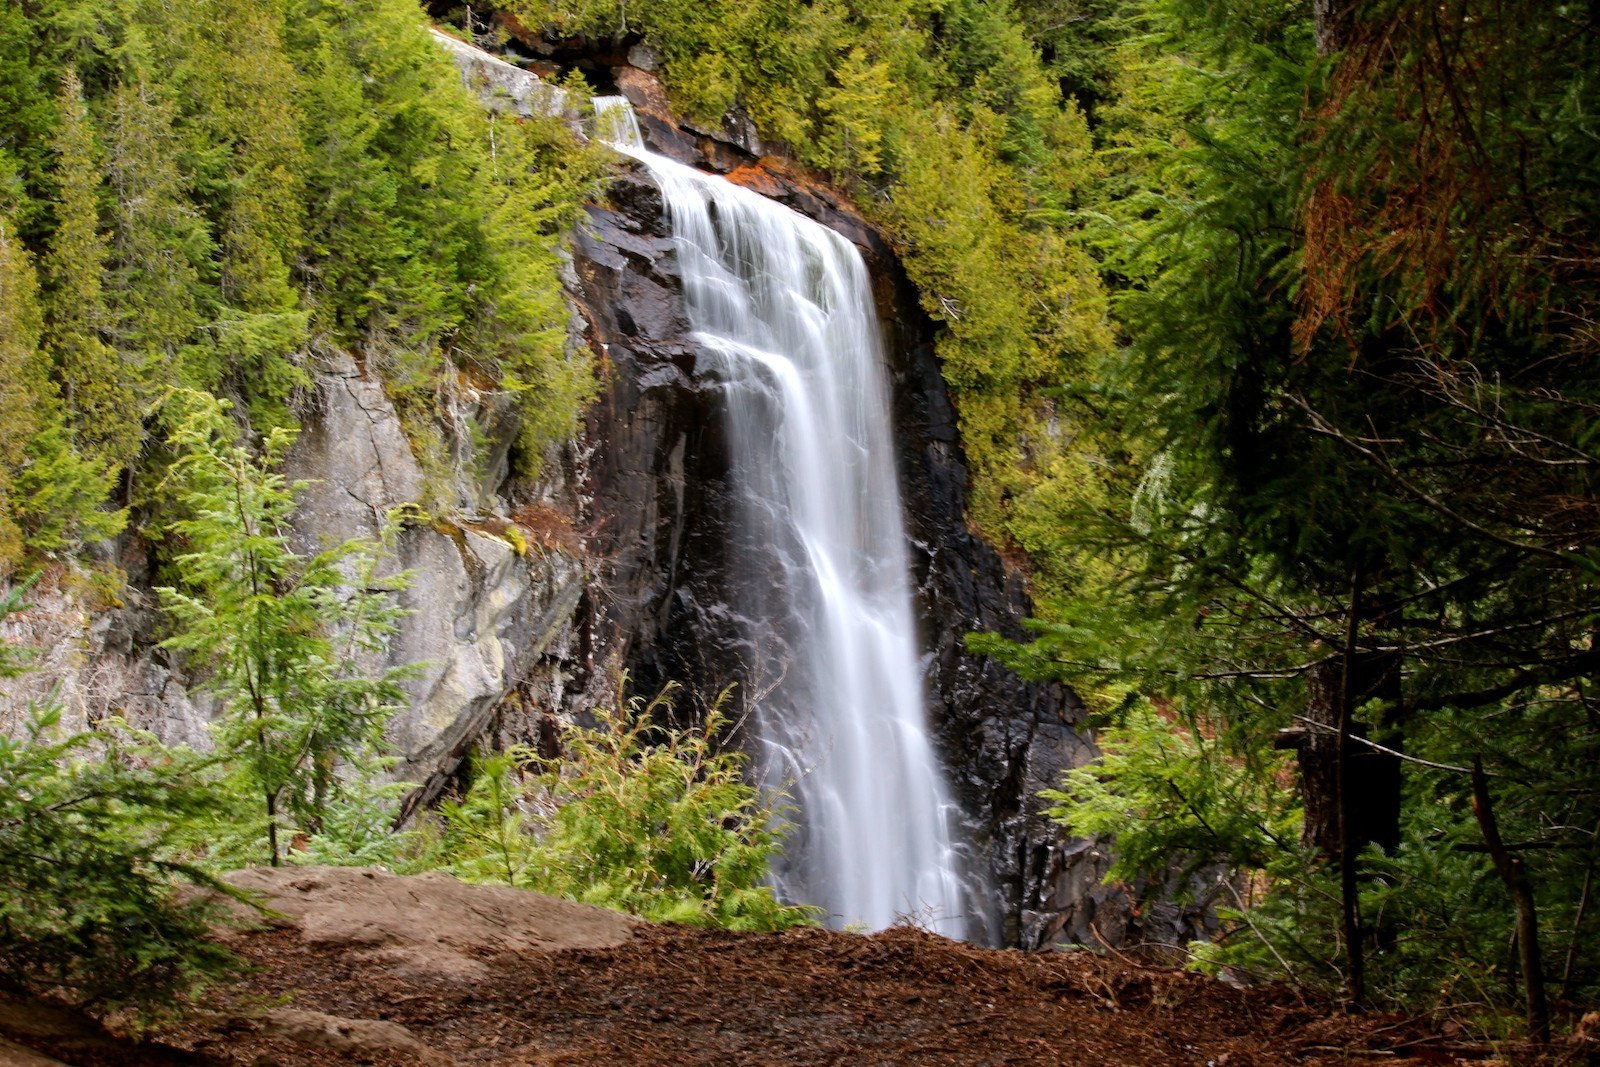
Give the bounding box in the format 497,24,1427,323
1296,570,1403,1006
1313,0,1350,54
1299,657,1403,861
266,790,281,867
1471,759,1550,1050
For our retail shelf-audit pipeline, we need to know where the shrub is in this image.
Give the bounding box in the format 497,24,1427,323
438,684,815,932
0,699,241,1026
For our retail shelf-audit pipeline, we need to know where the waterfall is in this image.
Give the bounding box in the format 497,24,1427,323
594,97,982,940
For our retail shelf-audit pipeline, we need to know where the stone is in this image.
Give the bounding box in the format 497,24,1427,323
431,27,570,120
224,866,638,982
258,1009,452,1066
0,337,594,820
280,353,588,781
626,43,662,71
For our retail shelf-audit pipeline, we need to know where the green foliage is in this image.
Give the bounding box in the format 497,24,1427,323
1044,703,1299,886
103,75,209,372
0,0,603,571
991,0,1600,1023
437,684,815,932
288,0,600,471
12,422,128,557
434,745,539,886
1186,824,1518,1014
292,773,420,870
0,580,242,1027
155,391,415,867
0,210,46,571
452,109,605,475
41,67,141,472
0,201,126,564
0,705,240,1025
0,583,37,680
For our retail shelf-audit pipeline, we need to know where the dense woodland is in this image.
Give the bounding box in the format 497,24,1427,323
0,0,1597,1052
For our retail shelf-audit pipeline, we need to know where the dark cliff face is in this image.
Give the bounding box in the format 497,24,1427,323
566,87,1210,948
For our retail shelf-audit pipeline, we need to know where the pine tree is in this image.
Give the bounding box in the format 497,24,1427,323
0,585,242,1025
104,74,209,375
172,0,311,428
0,195,122,566
41,67,140,473
156,392,414,867
0,209,43,571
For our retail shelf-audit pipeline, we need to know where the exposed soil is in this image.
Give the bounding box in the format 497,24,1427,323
0,867,1573,1066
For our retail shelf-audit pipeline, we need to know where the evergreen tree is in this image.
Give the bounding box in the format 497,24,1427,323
156,392,414,867
0,587,242,1026
0,194,122,566
0,208,43,571
41,67,141,473
986,0,1600,1027
104,74,209,375
169,0,311,428
0,704,239,1024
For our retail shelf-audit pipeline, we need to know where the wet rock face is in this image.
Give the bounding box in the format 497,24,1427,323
565,86,1187,948
568,165,732,703
867,200,1099,950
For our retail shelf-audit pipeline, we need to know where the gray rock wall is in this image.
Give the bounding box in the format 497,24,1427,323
0,345,593,814
280,352,588,784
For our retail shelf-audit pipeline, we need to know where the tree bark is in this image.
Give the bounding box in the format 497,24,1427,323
1299,656,1403,862
1313,0,1350,55
1471,758,1550,1050
266,789,281,868
1295,566,1404,1006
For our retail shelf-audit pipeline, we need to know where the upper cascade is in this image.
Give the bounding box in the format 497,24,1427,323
591,95,989,940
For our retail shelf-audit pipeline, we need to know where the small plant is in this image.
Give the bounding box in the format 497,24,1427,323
1045,702,1300,884
0,706,242,1026
438,682,815,932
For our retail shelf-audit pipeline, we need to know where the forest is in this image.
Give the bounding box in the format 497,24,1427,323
0,0,1596,1059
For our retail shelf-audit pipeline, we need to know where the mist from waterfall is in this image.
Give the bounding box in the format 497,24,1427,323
594,97,985,940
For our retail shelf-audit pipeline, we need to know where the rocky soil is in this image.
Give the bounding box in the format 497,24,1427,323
0,867,1543,1067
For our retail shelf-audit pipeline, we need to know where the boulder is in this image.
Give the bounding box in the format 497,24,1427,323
224,866,638,981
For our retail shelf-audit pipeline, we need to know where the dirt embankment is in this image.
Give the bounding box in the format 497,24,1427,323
0,867,1572,1066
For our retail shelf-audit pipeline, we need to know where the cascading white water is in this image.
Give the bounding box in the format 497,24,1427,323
595,97,981,939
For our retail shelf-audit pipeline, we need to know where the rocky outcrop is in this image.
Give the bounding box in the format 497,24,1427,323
280,352,587,784
0,346,593,809
567,168,723,699
223,865,638,979
431,27,569,119
0,575,215,748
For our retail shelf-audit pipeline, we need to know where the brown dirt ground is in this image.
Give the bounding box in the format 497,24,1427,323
0,867,1579,1066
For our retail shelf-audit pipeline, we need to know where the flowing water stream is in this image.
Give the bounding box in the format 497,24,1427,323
594,98,982,939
